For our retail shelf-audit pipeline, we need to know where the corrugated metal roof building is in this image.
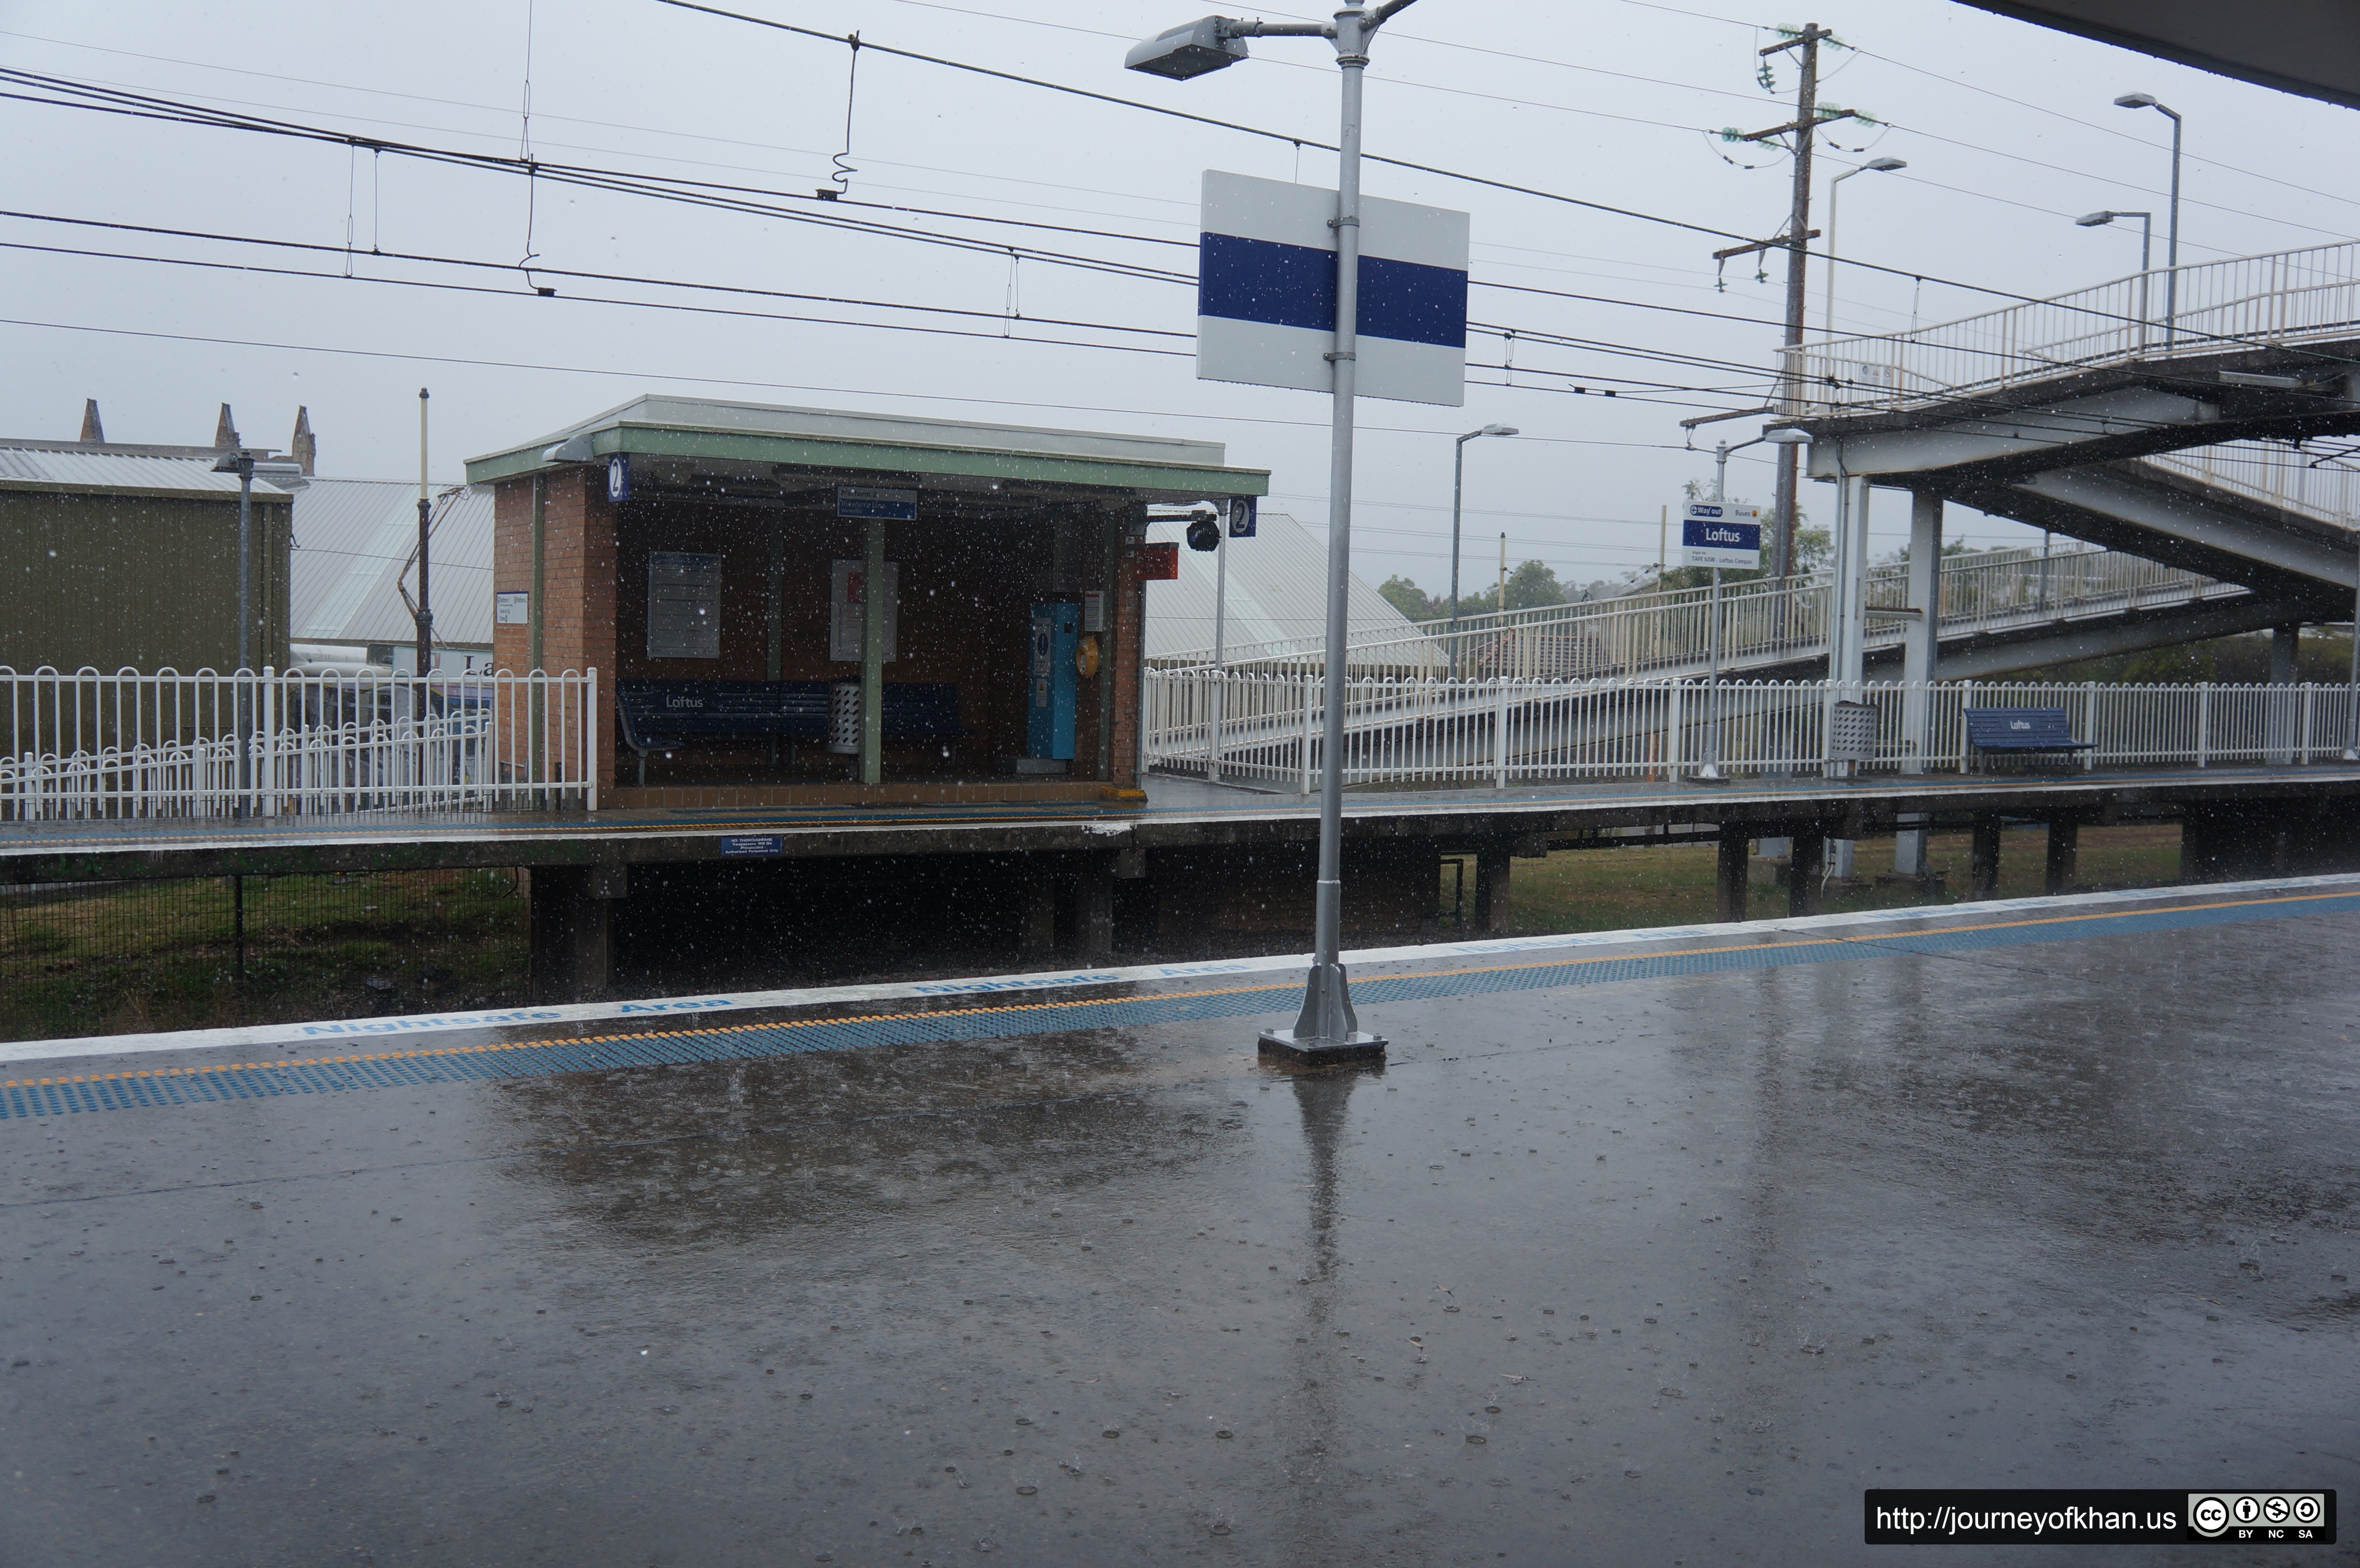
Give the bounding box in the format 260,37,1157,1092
1143,510,1424,664
287,479,494,665
0,443,295,673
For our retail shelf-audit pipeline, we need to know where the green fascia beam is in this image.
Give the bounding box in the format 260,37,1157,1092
466,424,1269,497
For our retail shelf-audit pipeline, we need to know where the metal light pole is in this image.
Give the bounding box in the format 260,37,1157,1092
1210,507,1229,784
1697,428,1806,781
1128,0,1419,1064
2075,209,2155,345
2114,94,2182,348
212,448,258,817
1822,158,1905,338
1449,424,1516,673
415,388,434,678
2345,553,2360,761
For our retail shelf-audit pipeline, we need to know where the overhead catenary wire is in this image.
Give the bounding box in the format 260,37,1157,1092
5,49,2344,440
638,0,2220,323
0,314,1718,455
10,14,2354,266
0,213,1784,406
6,57,2311,372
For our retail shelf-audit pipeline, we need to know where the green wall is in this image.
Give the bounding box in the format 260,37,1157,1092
0,489,291,674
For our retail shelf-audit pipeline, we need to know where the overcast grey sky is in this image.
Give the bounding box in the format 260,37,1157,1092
4,0,2354,593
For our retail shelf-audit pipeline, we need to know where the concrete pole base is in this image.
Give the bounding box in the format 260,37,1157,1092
1257,1029,1388,1069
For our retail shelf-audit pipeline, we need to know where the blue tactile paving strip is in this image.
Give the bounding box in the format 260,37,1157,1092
7,888,2357,1121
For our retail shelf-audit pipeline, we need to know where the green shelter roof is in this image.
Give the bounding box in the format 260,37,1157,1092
463,394,1268,503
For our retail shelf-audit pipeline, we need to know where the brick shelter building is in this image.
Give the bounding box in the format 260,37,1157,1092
466,396,1267,806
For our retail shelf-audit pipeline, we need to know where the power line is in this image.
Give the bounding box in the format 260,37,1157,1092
0,212,1781,406
640,0,2172,318
0,315,1714,455
6,53,2277,369
12,58,2337,422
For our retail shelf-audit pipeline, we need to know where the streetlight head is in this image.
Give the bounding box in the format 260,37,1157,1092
1762,427,1810,445
1482,424,1519,437
1865,157,1907,172
1125,17,1248,79
2114,91,2159,109
2075,210,2117,227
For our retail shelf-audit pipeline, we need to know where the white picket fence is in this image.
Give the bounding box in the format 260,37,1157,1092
1,666,600,821
1144,669,2360,791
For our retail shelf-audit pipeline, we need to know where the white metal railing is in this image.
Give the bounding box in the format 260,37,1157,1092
1,666,600,821
1145,668,2360,790
2141,441,2360,533
1784,240,2360,416
1155,543,2234,679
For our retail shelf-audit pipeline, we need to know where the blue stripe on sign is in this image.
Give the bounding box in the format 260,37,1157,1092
1200,233,1331,333
1358,255,1467,350
1199,233,1465,349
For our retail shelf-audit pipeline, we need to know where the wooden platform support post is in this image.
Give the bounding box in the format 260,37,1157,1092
1021,877,1058,959
1474,845,1512,933
1787,830,1825,917
1717,827,1750,923
529,864,628,1002
2043,818,2078,896
1072,862,1116,961
1969,816,2004,901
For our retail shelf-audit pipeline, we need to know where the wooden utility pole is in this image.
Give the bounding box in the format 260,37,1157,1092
1741,23,1849,582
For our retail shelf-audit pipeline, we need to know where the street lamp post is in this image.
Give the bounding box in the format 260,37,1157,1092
1449,424,1516,674
1822,158,1905,338
2075,209,2155,344
1697,428,1807,782
1128,0,1421,1066
212,448,259,817
2114,94,2182,349
2346,554,2360,761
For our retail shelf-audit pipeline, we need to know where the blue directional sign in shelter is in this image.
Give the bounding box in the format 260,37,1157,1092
1196,171,1469,407
1680,502,1763,570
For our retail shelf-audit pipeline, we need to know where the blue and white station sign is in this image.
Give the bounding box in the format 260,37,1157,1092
1680,502,1762,569
1196,170,1469,407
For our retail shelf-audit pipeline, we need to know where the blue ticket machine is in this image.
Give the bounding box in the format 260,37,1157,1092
1026,601,1079,760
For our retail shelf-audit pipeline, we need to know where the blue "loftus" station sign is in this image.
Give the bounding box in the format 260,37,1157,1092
1679,502,1762,569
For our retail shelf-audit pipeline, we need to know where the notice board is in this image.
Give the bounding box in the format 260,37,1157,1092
829,559,900,662
647,551,723,660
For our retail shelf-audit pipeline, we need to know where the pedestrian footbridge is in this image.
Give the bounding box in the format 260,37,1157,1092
1785,241,2360,617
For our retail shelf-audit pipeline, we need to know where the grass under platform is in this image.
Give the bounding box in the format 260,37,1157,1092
0,869,528,1042
1476,823,2185,936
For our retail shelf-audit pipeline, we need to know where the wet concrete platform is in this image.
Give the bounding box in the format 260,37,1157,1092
7,762,2360,882
2,888,2356,1564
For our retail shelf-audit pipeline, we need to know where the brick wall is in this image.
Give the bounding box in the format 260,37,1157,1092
492,467,617,791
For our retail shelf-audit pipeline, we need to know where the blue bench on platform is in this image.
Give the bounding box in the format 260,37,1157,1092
1964,706,2094,770
617,680,831,784
616,679,967,783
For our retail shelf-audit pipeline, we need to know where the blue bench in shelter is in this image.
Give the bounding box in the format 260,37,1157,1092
616,679,966,784
1964,706,2094,770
